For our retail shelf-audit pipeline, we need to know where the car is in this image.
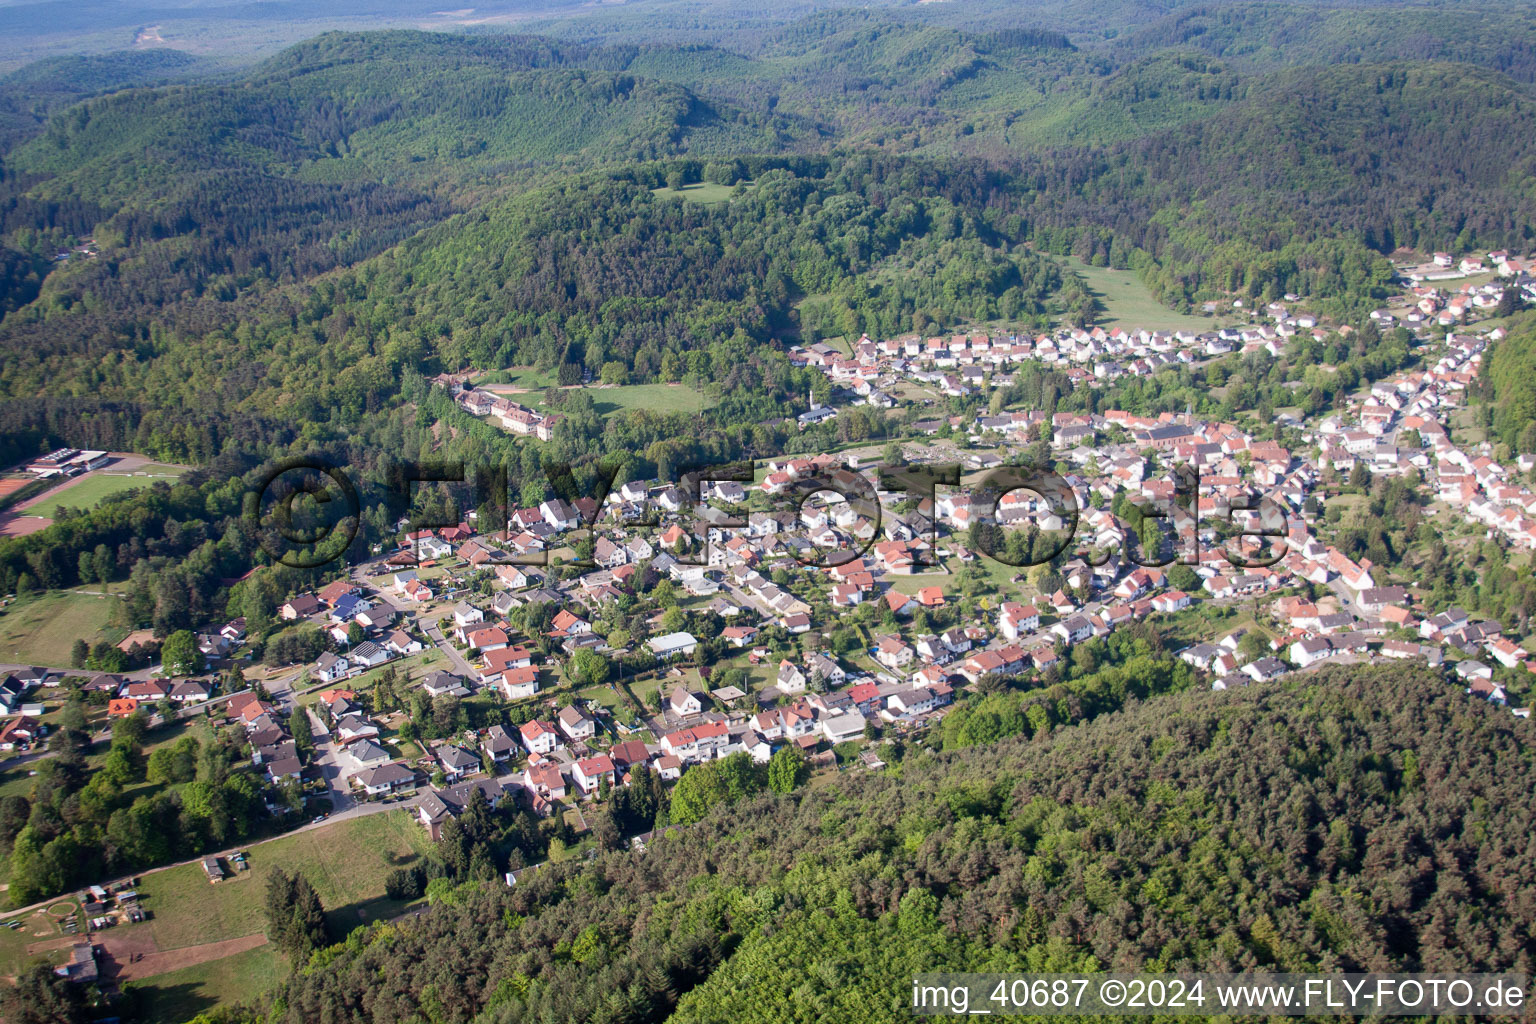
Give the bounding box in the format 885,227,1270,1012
312,815,327,824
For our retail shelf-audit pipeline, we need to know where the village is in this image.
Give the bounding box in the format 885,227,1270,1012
3,249,1534,929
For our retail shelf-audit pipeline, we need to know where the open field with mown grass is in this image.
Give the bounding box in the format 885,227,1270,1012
0,589,120,665
136,810,432,950
531,382,713,417
650,180,756,204
1063,257,1218,333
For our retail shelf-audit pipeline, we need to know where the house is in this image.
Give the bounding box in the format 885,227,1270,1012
496,666,541,700
776,660,808,694
660,720,730,761
335,714,380,744
551,609,591,636
466,626,508,653
669,687,704,717
318,580,359,607
722,625,759,647
482,646,534,677
523,764,567,806
820,712,866,743
558,705,596,742
386,629,423,655
56,943,99,983
315,652,350,683
347,739,392,769
280,595,323,620
1050,615,1093,645
806,652,846,684
423,670,469,697
520,720,562,755
481,724,520,764
649,632,699,659
437,745,481,782
874,634,914,670
999,603,1040,640
888,687,939,718
349,641,390,668
355,762,415,796
453,602,485,628
609,739,652,770
416,778,509,839
1290,637,1335,668
1242,656,1288,682
0,715,41,750
266,756,304,783
572,754,616,795
655,754,683,780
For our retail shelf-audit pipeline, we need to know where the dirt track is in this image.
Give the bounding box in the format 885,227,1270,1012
99,930,269,982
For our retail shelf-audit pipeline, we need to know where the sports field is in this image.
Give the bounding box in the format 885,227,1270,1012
26,463,186,518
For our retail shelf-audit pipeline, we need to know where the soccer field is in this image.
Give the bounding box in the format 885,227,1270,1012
26,464,187,518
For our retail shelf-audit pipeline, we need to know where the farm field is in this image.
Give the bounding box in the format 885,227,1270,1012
26,464,187,519
135,810,432,951
0,589,120,666
1063,257,1218,333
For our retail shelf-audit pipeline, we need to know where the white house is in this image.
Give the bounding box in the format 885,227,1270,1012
648,632,699,660
520,720,562,755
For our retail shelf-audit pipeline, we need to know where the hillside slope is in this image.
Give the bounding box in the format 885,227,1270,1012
259,665,1536,1024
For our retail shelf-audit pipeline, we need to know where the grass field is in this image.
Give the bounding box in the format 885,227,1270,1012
131,942,286,1024
475,366,558,390
136,811,432,950
27,464,186,518
0,589,120,665
1063,257,1217,333
650,180,755,204
531,382,713,417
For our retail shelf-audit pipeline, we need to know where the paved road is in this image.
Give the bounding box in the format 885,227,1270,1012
422,622,476,678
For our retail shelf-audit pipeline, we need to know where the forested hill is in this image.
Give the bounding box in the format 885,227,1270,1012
1,18,1536,490
251,664,1536,1024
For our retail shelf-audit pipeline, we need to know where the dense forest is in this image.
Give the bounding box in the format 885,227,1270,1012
153,664,1534,1023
